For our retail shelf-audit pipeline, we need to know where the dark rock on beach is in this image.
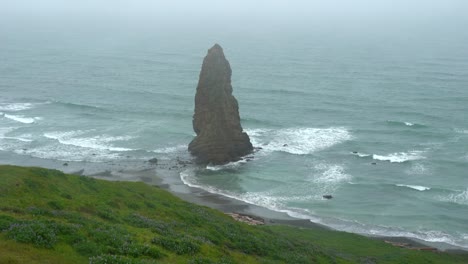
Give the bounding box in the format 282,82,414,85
188,44,253,164
148,158,158,164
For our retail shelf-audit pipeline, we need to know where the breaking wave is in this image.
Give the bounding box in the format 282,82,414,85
206,159,249,171
245,127,351,155
353,150,426,163
153,144,186,154
44,131,134,152
179,168,320,221
386,120,426,128
311,164,351,184
0,102,35,111
372,150,426,163
351,152,371,158
3,114,40,124
396,184,431,191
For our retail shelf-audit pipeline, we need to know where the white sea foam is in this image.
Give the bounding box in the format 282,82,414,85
0,127,15,136
405,163,428,175
16,145,122,162
340,222,468,249
442,189,468,205
351,152,371,157
455,129,468,134
44,131,134,152
4,114,37,124
305,163,352,196
153,144,186,154
4,130,136,161
245,127,351,155
180,169,320,221
206,159,248,171
0,136,33,142
0,129,32,142
0,102,35,111
396,184,431,191
0,127,18,150
312,164,351,183
404,122,414,126
372,150,425,163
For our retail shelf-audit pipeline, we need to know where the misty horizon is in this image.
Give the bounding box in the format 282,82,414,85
1,0,467,33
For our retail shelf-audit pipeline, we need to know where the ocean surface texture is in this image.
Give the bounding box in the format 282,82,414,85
1,23,467,249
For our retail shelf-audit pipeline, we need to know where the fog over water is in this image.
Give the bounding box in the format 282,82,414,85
1,0,468,249
2,1,468,27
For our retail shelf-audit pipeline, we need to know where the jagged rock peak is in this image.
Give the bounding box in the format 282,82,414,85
188,44,253,165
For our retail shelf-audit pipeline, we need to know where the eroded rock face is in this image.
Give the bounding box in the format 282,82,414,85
188,44,253,164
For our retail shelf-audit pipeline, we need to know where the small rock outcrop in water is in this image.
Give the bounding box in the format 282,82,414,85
188,44,253,164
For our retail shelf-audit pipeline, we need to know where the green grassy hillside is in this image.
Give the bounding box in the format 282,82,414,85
0,165,467,263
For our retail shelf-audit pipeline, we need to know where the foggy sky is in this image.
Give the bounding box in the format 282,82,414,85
2,0,467,24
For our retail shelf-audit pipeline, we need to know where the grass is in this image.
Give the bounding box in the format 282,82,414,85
0,165,467,263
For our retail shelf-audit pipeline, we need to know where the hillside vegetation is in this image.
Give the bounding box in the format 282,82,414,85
0,165,467,263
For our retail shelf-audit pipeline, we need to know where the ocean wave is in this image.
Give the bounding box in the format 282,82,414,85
51,100,102,111
351,152,371,158
305,163,351,196
0,127,16,137
153,144,186,154
372,150,425,163
340,222,468,249
245,127,351,155
206,159,248,171
405,163,428,175
0,136,33,142
386,120,426,128
44,131,134,152
0,127,25,150
180,169,321,221
15,145,122,162
455,129,468,134
312,164,351,184
3,114,40,124
440,189,468,205
396,184,431,191
0,102,35,111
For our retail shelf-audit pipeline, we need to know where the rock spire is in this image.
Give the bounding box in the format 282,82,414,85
188,44,253,164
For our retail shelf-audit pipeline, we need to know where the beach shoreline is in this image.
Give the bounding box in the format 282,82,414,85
1,153,467,253
90,159,467,253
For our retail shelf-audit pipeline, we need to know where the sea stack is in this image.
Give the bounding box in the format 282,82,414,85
188,44,253,164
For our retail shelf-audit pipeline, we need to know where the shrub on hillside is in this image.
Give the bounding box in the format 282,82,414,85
89,254,140,264
151,236,200,255
5,220,58,248
0,215,15,231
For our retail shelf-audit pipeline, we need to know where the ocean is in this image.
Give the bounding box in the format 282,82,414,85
1,21,468,249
